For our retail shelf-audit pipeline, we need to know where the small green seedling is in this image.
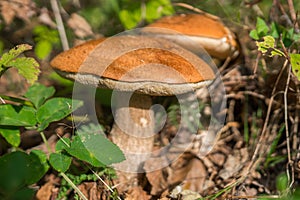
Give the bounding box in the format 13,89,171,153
250,17,300,81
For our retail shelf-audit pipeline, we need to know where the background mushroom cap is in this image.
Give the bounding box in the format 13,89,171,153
145,13,239,60
50,35,215,96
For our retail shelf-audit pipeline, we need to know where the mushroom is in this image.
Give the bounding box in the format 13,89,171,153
50,35,215,190
145,13,240,64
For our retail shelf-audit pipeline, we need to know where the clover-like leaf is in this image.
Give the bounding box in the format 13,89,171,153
0,104,37,127
24,83,55,109
249,17,269,40
0,126,20,147
49,152,72,173
36,98,83,131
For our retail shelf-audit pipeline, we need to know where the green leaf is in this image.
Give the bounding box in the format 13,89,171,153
56,137,71,152
256,36,284,57
36,98,83,131
145,0,174,22
0,104,37,126
24,83,55,109
0,44,40,85
28,150,50,184
76,131,125,165
276,172,288,192
33,25,60,44
290,53,300,80
256,17,269,37
0,151,47,195
249,29,259,40
49,152,72,172
66,135,104,167
0,44,32,68
119,8,141,29
9,57,40,85
270,22,280,38
0,126,20,147
35,40,53,60
6,187,36,200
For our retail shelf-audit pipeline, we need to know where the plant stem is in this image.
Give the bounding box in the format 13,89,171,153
40,132,88,200
40,131,52,154
60,172,88,200
50,0,69,50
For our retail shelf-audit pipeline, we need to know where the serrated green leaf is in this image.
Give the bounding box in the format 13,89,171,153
0,44,32,67
290,53,300,80
49,152,72,172
0,126,20,147
36,98,83,131
35,40,53,60
66,135,104,167
24,83,55,109
77,132,125,165
8,57,40,85
0,104,37,126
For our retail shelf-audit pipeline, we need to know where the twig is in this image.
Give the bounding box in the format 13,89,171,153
247,83,285,173
283,61,294,187
0,97,5,104
50,0,69,50
172,2,219,20
287,0,298,29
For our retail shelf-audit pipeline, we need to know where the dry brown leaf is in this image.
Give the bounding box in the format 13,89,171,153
0,0,36,24
38,7,56,28
35,181,54,200
208,152,226,167
35,174,59,200
219,148,248,180
144,158,169,195
181,158,207,192
167,153,194,186
144,153,195,196
77,182,100,200
67,13,94,38
125,186,151,200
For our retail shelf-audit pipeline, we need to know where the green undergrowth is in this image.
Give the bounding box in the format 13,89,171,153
0,45,124,199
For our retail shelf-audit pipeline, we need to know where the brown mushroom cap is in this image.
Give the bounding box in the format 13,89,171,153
50,35,215,95
145,13,239,60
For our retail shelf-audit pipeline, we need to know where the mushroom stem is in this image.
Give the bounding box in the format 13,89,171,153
110,92,155,188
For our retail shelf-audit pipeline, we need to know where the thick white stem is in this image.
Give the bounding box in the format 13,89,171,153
110,92,155,189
